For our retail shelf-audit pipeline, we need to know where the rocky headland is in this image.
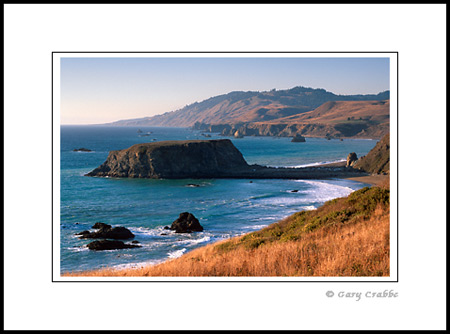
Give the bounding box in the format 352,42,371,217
353,133,390,174
86,139,368,180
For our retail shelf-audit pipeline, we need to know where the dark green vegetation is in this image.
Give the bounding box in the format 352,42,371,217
215,186,390,252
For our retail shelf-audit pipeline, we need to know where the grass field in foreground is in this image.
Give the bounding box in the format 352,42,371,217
65,180,390,277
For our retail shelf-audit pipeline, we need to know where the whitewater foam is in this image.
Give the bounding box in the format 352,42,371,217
168,248,187,259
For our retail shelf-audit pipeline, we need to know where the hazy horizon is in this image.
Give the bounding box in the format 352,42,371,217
60,57,390,125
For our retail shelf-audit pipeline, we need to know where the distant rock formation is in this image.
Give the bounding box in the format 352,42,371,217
73,148,92,152
346,152,358,167
86,240,141,251
291,134,306,142
234,130,244,138
353,134,390,174
85,139,249,179
169,212,203,233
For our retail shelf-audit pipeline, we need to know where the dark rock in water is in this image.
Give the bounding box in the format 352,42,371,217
290,189,299,193
75,230,91,236
163,226,171,230
346,152,358,167
131,240,140,244
186,183,200,187
76,225,135,240
170,212,203,233
291,134,306,142
73,148,92,152
92,222,111,230
87,240,141,251
85,139,249,179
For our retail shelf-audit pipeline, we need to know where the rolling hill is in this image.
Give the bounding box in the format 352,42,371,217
107,86,389,129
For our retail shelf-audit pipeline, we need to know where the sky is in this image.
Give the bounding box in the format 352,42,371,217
60,57,390,125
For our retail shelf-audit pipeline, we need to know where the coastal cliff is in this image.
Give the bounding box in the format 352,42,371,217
86,139,249,179
192,100,389,140
86,139,367,179
353,133,390,174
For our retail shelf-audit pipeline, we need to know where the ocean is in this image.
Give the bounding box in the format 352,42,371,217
60,125,377,273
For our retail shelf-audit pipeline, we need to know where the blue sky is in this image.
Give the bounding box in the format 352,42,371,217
60,57,390,124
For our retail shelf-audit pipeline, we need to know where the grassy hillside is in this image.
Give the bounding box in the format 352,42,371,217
269,100,389,124
192,99,390,139
108,87,389,127
67,183,390,277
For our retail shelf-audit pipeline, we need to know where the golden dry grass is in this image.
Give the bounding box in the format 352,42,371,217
65,186,390,278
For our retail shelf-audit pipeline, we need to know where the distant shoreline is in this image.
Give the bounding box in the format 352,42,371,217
59,124,382,141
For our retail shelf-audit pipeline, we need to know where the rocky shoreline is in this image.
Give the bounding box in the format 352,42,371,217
86,139,368,180
192,121,388,140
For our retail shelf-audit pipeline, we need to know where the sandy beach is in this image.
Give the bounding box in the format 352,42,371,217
344,174,389,187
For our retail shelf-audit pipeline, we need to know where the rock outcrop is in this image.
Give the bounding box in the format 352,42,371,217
291,134,306,142
86,240,141,251
86,139,369,180
169,212,203,233
353,133,390,174
92,222,111,230
76,225,135,240
346,152,358,167
86,139,249,179
234,130,244,138
73,148,92,152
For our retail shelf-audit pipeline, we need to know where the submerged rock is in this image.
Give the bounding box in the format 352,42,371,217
170,212,203,233
86,240,141,251
73,148,92,152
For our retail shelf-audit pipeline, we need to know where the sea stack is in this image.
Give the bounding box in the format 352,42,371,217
169,212,203,233
346,152,358,167
86,139,250,179
291,134,306,142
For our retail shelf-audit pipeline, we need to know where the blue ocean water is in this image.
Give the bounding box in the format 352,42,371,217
60,126,377,273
